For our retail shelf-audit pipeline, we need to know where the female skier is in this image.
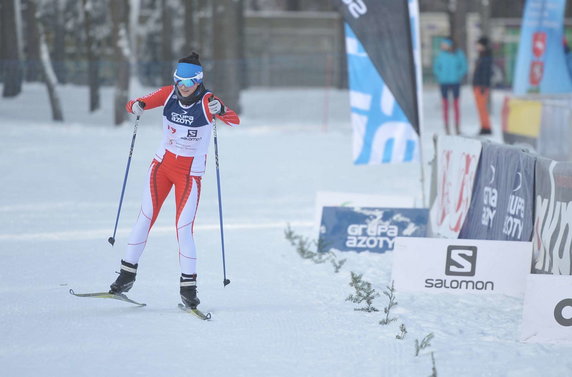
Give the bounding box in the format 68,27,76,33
108,52,240,309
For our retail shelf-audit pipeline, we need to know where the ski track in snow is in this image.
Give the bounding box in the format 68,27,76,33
0,85,571,376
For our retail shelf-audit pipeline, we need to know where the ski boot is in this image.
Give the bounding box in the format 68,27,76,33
109,260,138,294
180,274,200,309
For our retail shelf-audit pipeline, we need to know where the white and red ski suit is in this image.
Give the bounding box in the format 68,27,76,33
122,85,239,276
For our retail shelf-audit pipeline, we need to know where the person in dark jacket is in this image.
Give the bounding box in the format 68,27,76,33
472,36,494,135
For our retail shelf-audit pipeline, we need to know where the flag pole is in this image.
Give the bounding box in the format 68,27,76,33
407,0,427,208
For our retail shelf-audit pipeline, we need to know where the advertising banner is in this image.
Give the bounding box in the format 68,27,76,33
513,0,572,94
392,237,533,298
313,191,415,233
344,25,419,164
502,97,543,148
533,159,572,275
429,136,482,238
521,274,572,343
338,0,422,164
459,143,536,241
318,207,428,253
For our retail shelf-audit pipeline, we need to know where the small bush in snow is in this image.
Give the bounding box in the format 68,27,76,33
330,255,347,273
346,272,379,312
395,323,407,340
430,352,438,377
379,281,398,325
284,224,346,273
414,333,434,356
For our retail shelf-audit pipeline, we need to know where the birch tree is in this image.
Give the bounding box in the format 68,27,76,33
25,0,64,121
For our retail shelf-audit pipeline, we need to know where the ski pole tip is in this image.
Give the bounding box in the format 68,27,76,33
223,279,231,287
108,237,115,246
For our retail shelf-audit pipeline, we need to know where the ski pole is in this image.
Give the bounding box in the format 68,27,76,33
108,102,145,246
210,96,230,287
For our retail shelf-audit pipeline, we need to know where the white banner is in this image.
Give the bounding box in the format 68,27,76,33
429,136,482,238
392,237,533,298
521,274,572,343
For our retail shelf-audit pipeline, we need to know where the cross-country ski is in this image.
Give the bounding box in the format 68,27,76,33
69,289,146,307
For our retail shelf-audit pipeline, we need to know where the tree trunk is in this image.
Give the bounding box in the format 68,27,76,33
161,0,173,83
2,0,24,98
81,0,100,112
183,0,197,54
448,0,468,54
52,0,66,84
23,0,41,82
26,0,64,121
211,0,243,113
478,0,492,39
39,30,64,121
110,0,131,126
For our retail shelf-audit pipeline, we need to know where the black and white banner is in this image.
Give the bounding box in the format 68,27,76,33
336,0,419,135
459,143,536,241
521,274,572,343
533,159,572,275
392,237,533,298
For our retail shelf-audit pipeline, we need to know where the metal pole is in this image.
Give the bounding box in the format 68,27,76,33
108,107,144,245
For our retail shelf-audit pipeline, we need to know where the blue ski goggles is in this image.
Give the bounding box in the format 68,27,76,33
174,71,203,88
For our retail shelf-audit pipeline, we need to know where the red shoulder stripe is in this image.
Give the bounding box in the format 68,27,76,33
136,86,173,110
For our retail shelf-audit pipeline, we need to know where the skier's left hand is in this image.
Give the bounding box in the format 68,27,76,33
208,97,225,115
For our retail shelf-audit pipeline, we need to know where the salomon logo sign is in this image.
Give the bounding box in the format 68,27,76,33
425,245,494,291
392,238,532,297
554,299,572,327
446,246,477,276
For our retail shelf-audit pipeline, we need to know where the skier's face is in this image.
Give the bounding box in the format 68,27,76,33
178,82,199,97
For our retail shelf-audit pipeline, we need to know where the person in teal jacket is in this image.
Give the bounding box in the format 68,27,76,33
433,38,468,135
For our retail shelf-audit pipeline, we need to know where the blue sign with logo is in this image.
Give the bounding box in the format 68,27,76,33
319,206,428,253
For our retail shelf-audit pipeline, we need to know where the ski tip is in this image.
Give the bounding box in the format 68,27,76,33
178,304,212,320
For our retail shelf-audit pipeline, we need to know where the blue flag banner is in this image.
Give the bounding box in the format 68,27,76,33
458,143,536,241
319,206,428,253
513,0,572,94
345,25,420,164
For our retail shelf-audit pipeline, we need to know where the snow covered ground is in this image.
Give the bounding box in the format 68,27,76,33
1,83,571,377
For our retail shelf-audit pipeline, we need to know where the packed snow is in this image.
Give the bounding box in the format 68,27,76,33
1,83,570,377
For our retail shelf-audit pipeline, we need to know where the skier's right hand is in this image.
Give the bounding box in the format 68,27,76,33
126,100,146,116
